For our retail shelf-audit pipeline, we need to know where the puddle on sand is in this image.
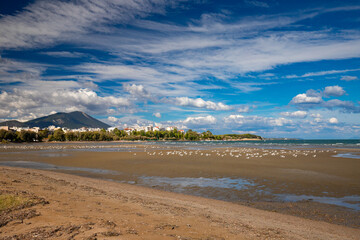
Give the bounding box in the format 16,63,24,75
275,194,360,211
138,176,255,190
332,153,360,159
0,161,118,175
137,176,360,211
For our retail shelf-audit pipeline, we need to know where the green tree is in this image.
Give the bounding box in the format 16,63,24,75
38,129,49,140
52,129,65,141
185,129,199,140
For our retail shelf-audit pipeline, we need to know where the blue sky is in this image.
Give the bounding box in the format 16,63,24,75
0,0,360,138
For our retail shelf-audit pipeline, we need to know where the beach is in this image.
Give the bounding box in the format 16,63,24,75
1,166,360,240
0,141,360,239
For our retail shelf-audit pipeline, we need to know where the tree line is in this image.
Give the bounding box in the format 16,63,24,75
0,128,261,143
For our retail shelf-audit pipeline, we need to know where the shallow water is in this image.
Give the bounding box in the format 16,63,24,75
0,161,118,175
275,194,360,211
138,176,255,190
1,139,360,151
1,141,359,212
2,159,358,211
333,153,360,159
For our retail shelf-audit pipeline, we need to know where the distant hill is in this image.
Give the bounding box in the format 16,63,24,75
0,111,111,129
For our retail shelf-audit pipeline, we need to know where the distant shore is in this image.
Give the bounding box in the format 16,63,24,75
0,138,263,144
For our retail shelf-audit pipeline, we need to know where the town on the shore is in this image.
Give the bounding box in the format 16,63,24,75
0,125,261,142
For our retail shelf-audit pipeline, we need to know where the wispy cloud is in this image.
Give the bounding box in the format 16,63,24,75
40,51,87,58
341,75,358,81
285,68,360,79
244,0,270,8
0,0,170,49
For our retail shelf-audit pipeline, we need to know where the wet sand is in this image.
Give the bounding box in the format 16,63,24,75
0,143,360,234
1,166,360,240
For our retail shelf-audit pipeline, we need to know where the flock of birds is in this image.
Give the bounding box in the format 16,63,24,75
143,147,337,159
0,144,338,160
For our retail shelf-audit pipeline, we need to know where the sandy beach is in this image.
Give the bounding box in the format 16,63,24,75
0,142,360,239
1,166,360,240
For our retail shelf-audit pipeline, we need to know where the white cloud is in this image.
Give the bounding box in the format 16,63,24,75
0,88,131,120
245,0,270,8
224,114,293,128
291,93,322,104
341,75,358,81
153,112,161,118
310,113,321,118
123,84,152,99
285,68,360,79
329,117,339,124
0,57,45,84
74,7,360,93
290,88,360,113
173,97,232,111
280,111,308,118
232,82,277,93
41,51,87,58
237,105,251,113
0,0,168,49
183,115,217,126
107,116,118,122
324,85,345,97
314,117,322,123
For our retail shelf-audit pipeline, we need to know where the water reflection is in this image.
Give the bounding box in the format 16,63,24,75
0,161,118,175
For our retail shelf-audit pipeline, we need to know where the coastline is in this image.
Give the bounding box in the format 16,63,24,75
1,143,359,229
1,166,359,240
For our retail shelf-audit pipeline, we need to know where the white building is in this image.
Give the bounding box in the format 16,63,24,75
124,128,134,135
145,126,153,132
107,127,116,132
166,126,176,131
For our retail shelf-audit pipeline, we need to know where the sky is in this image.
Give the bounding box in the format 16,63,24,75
0,0,360,139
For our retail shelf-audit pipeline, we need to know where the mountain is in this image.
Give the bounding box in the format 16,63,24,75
0,111,111,129
0,120,26,127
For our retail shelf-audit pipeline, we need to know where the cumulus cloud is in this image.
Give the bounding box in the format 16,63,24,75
0,88,131,120
290,86,360,113
107,116,118,122
224,114,293,128
183,115,217,126
291,93,322,104
329,117,339,124
123,84,152,99
341,75,358,81
280,111,308,118
153,112,161,118
173,97,232,111
323,85,345,97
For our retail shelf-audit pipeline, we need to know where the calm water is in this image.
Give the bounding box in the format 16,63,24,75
151,139,360,149
1,139,359,151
